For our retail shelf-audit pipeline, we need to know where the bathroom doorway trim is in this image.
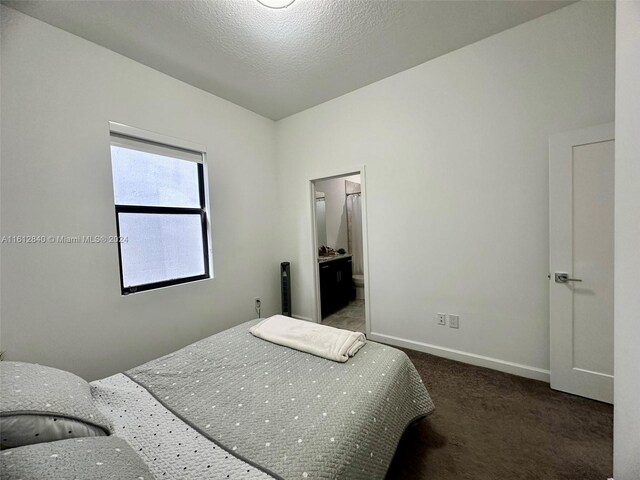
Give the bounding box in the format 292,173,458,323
309,166,371,336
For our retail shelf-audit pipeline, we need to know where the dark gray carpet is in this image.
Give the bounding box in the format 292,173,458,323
387,348,613,480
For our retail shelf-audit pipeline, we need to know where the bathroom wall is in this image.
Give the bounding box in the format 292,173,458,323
314,174,360,252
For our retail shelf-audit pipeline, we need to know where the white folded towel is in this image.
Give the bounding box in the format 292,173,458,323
249,315,366,363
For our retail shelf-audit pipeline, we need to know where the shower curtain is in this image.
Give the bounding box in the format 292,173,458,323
347,193,364,276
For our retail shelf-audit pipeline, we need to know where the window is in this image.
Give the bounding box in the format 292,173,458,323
109,123,211,294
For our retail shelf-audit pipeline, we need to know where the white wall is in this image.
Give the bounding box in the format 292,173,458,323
0,2,619,388
275,1,615,379
314,174,360,251
614,1,640,478
0,6,281,381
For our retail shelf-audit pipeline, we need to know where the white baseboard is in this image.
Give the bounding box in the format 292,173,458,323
368,332,550,383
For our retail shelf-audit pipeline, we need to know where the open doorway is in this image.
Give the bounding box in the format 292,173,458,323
310,169,369,334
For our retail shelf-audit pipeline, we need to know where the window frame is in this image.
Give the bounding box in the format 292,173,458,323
109,122,212,295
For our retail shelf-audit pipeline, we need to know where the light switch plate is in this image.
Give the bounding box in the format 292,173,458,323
449,314,459,329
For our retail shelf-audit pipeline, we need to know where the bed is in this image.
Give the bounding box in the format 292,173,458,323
1,319,434,479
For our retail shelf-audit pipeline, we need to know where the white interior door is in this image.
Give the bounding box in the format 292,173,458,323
549,123,614,404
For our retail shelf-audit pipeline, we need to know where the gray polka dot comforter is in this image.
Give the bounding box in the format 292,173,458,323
123,319,435,479
1,436,153,480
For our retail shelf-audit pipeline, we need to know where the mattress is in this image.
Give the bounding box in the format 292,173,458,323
2,319,435,479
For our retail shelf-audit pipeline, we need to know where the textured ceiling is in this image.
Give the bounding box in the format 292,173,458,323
4,0,575,120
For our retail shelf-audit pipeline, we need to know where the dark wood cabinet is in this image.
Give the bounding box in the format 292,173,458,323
319,256,354,318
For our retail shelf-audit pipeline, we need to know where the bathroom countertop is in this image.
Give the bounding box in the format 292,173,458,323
318,253,352,264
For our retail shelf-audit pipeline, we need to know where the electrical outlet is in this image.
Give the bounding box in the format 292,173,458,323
449,314,459,329
255,298,261,309
437,313,446,326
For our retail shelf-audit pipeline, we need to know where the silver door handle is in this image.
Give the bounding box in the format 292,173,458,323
555,272,583,284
